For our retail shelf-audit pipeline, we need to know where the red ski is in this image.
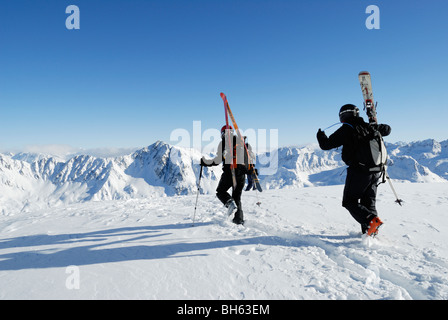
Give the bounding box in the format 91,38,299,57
220,93,237,189
220,93,262,192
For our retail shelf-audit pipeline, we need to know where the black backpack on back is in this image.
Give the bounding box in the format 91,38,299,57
353,123,388,173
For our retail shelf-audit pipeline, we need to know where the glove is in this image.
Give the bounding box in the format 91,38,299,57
316,128,326,139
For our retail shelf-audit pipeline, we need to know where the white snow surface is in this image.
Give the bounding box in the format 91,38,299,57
1,182,448,300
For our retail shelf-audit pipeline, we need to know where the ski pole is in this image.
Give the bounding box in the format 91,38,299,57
192,164,203,226
322,122,341,131
385,169,403,206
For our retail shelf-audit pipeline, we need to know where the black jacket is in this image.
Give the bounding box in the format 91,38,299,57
317,117,391,166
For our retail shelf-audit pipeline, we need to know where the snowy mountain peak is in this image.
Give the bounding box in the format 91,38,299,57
1,139,448,213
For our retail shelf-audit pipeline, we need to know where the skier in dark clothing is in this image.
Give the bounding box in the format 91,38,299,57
201,126,253,225
317,104,391,235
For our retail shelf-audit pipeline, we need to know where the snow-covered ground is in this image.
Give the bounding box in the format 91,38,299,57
1,182,447,300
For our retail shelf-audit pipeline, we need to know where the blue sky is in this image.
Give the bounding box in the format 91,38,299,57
1,0,447,152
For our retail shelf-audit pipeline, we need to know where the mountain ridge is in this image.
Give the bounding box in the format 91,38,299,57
1,139,447,213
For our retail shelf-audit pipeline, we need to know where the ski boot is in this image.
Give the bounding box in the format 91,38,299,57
232,209,244,225
225,199,237,217
367,217,383,237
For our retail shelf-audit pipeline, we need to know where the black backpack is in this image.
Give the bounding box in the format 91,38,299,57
353,123,388,173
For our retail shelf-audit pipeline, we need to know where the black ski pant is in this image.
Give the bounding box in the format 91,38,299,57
216,170,245,222
342,167,381,233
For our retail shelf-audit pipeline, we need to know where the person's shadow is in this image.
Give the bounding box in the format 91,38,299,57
0,221,361,271
0,222,290,271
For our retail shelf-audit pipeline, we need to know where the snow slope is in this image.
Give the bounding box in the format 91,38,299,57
1,182,447,300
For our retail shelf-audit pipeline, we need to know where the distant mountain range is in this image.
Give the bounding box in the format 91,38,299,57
258,139,448,188
1,139,447,213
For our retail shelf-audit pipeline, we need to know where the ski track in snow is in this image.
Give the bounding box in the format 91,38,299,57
0,183,448,299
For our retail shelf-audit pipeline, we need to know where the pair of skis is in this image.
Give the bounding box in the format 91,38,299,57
192,93,262,226
358,71,403,206
220,92,262,193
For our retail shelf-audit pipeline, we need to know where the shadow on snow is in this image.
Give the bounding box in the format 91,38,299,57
0,222,361,271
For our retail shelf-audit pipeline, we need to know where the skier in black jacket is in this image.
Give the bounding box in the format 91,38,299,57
317,104,391,235
201,126,252,225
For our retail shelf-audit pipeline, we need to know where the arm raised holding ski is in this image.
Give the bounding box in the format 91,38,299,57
316,102,391,237
358,71,402,206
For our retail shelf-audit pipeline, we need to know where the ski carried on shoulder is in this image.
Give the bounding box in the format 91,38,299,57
220,93,262,192
358,71,403,210
358,71,378,124
220,93,237,190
